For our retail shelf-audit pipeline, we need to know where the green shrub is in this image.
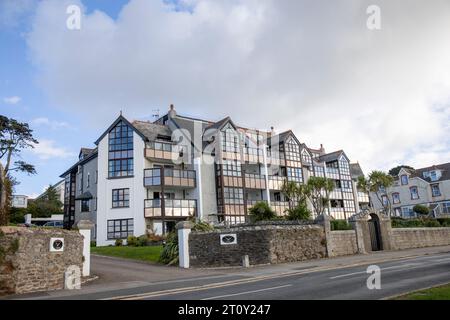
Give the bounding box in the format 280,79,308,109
137,235,148,247
286,202,311,221
413,204,430,216
437,218,450,227
331,219,353,231
159,232,178,265
90,241,97,247
424,219,441,228
192,221,215,232
127,236,138,246
248,202,276,222
115,239,123,246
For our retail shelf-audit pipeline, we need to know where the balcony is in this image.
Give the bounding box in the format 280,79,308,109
144,168,196,188
357,192,370,203
144,199,197,218
145,141,182,163
243,174,287,190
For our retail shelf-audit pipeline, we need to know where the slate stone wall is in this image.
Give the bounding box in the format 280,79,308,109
0,227,83,295
189,224,326,267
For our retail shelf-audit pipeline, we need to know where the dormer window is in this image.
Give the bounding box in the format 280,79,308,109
401,175,408,185
429,170,438,181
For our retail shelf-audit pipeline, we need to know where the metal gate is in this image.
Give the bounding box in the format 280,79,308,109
368,217,382,251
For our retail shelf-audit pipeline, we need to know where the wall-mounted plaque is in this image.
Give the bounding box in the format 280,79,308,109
50,238,65,252
220,234,237,245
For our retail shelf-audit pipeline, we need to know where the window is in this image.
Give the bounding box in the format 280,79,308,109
285,139,301,162
339,156,350,176
401,175,408,185
402,207,414,218
442,202,450,214
223,187,244,205
273,192,282,202
287,167,303,183
431,184,441,197
222,160,242,177
429,171,438,182
301,150,312,166
341,180,352,190
410,186,419,200
112,189,130,208
381,195,388,206
221,125,239,153
81,200,90,212
108,121,134,178
392,193,400,204
87,173,90,188
107,219,133,239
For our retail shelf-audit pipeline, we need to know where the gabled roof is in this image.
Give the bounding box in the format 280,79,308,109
410,162,450,183
350,163,364,179
206,117,236,131
79,148,94,160
132,120,172,142
60,148,98,178
318,150,347,163
94,115,148,145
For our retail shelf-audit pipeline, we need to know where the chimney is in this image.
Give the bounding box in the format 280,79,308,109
168,104,177,118
320,144,325,154
270,126,275,136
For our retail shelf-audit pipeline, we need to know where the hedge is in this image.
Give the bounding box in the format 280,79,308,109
391,218,450,228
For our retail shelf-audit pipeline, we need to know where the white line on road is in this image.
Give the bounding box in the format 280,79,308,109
202,285,293,300
329,263,422,279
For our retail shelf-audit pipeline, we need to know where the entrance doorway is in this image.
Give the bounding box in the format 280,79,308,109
368,214,383,251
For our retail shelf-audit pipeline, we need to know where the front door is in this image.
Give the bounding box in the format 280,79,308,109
368,214,382,251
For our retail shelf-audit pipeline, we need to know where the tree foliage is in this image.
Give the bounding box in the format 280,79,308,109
26,185,63,219
358,170,394,215
388,165,414,176
413,204,430,216
248,201,277,222
0,116,38,225
306,177,334,216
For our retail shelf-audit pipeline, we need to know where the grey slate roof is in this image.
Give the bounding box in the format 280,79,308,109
350,163,365,179
410,162,450,183
318,150,344,163
132,121,172,141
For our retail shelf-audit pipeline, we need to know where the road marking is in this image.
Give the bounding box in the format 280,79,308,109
201,284,293,300
103,252,450,300
329,263,422,279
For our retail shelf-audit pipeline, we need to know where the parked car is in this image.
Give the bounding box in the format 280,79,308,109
43,221,64,228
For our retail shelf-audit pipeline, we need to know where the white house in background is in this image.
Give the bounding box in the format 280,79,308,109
11,195,28,208
35,179,66,205
371,163,450,218
62,105,366,246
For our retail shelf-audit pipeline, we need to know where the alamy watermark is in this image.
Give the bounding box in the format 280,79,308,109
367,5,381,30
66,5,81,30
366,265,381,290
65,265,82,290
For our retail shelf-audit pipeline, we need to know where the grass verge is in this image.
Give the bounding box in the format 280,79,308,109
395,283,450,300
91,245,163,263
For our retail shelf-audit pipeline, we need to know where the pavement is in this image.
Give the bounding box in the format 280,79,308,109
5,245,450,300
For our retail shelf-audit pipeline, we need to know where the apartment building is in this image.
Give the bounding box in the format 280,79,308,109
61,105,365,246
11,195,28,208
371,163,450,218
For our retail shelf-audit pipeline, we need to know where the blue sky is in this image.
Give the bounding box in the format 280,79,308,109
1,0,449,197
1,0,130,197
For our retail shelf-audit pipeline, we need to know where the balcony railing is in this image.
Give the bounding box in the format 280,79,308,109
144,199,197,218
144,168,196,188
145,141,182,162
357,192,370,203
244,173,266,189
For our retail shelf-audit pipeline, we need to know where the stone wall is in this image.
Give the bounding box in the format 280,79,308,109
391,227,450,250
189,224,326,268
329,231,358,257
0,227,83,295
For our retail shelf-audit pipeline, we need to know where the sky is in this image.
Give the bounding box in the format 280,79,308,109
1,0,450,198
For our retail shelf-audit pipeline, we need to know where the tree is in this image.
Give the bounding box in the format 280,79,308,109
27,185,63,219
248,201,277,222
306,177,334,216
0,116,38,225
358,171,394,215
388,165,414,176
281,180,312,220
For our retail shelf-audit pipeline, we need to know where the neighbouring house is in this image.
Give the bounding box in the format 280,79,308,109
371,163,450,218
35,179,66,207
61,105,366,246
11,195,28,209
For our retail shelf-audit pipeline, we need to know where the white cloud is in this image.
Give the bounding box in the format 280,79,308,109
3,96,22,105
31,139,75,160
26,0,450,172
31,117,70,130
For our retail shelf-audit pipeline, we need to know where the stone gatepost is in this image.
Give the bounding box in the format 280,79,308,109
353,218,367,254
316,214,333,257
75,220,94,277
176,221,194,269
